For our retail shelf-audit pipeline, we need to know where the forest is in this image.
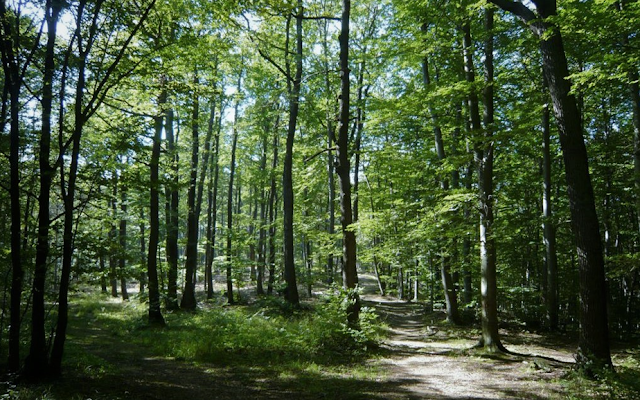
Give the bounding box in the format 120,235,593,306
1,0,640,398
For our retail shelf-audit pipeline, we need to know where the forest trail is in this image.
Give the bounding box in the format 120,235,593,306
360,274,570,399
49,277,577,400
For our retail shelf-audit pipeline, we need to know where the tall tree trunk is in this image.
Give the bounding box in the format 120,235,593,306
489,0,612,370
25,0,61,377
165,106,179,310
267,133,279,296
226,74,242,305
542,79,559,330
147,88,167,327
139,207,146,294
322,18,336,286
464,11,503,351
337,0,359,326
119,182,129,301
423,53,460,324
181,73,201,310
206,99,223,300
282,6,303,306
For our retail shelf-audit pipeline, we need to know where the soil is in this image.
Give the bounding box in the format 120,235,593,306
11,276,579,399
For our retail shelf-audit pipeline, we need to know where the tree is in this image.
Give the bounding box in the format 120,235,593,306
487,0,612,371
336,0,359,325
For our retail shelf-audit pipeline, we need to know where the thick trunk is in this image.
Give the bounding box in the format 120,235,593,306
538,22,611,371
337,0,359,326
489,0,612,369
181,75,200,310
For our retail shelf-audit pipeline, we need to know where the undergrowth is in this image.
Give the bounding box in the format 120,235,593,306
72,289,384,367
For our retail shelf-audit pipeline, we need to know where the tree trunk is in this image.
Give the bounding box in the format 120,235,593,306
337,0,359,326
282,6,303,306
25,1,61,377
322,18,336,286
464,11,503,351
423,53,460,324
147,87,167,327
119,182,129,301
181,74,201,310
226,74,242,305
207,98,223,300
489,0,612,370
542,80,559,330
267,132,279,296
139,207,146,294
165,106,179,310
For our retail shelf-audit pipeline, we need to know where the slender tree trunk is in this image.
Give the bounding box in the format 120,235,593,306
337,0,359,326
322,18,336,286
119,182,129,301
542,80,559,330
165,106,179,310
267,133,279,296
147,88,167,327
423,53,460,324
139,207,146,294
207,99,223,300
226,74,243,305
25,1,61,377
282,6,303,306
181,74,201,310
464,11,503,351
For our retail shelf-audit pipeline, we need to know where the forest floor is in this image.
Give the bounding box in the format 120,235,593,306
3,275,639,399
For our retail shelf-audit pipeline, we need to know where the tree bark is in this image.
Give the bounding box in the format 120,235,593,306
488,0,612,370
165,106,179,310
25,0,61,377
181,73,201,310
337,0,359,326
147,87,167,327
282,5,303,306
226,74,243,305
541,80,559,330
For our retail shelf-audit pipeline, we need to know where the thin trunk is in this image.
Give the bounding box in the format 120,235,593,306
0,0,23,370
423,52,460,324
226,74,242,305
119,183,129,301
26,0,61,377
267,133,279,296
464,12,503,351
207,100,223,300
139,207,146,294
165,106,179,310
337,0,359,325
542,78,558,330
147,88,166,326
282,7,302,306
181,73,201,310
322,18,336,286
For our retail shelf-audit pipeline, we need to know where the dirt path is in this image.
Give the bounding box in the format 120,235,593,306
361,277,570,399
39,278,578,400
